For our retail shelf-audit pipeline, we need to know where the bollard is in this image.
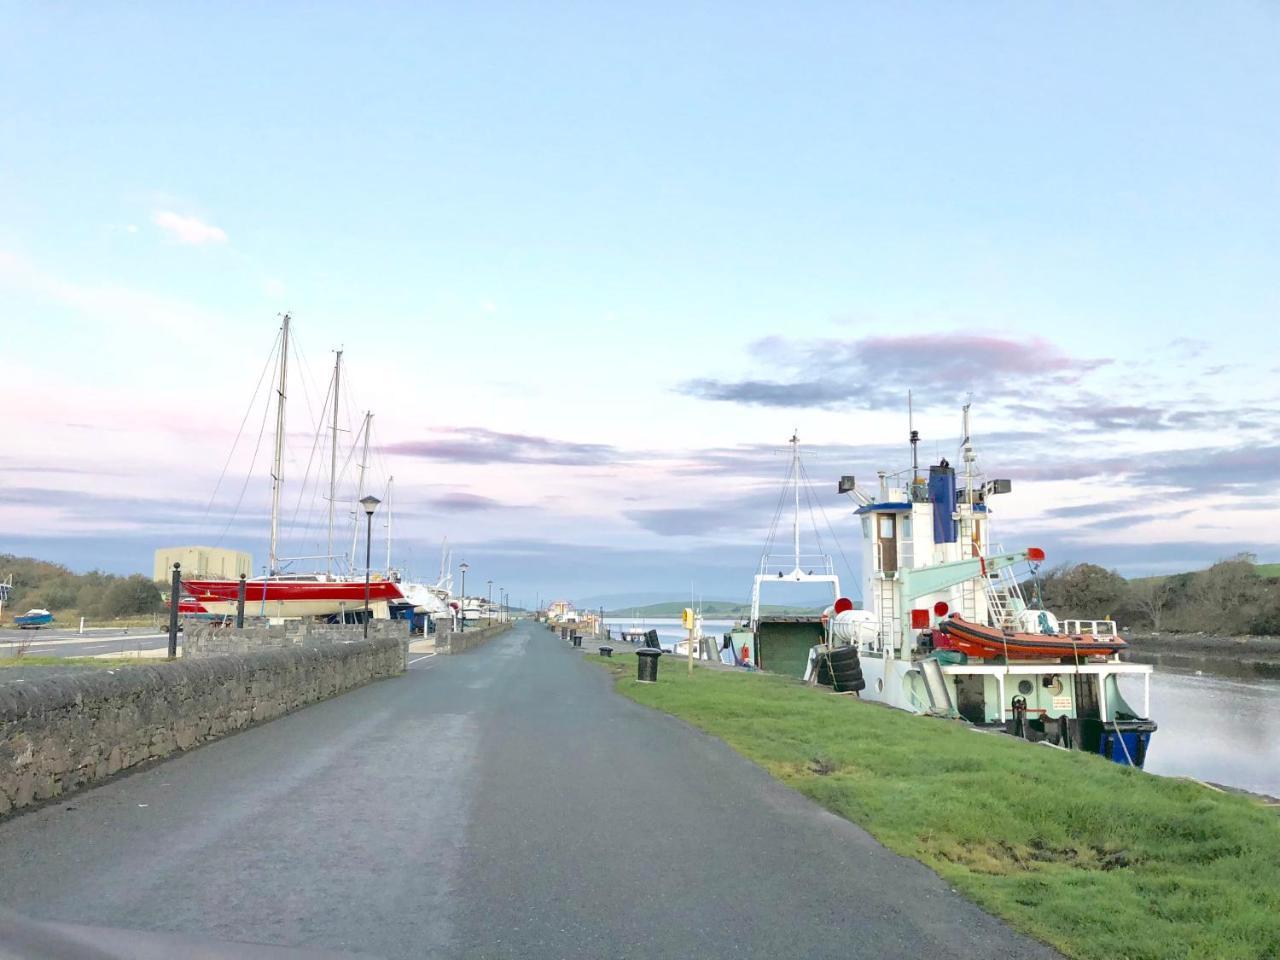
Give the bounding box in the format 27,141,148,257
235,573,247,628
598,646,613,657
167,562,180,659
636,647,662,682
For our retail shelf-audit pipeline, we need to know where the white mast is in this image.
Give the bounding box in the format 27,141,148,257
385,475,393,574
327,349,342,577
791,431,801,574
268,314,290,576
348,412,373,572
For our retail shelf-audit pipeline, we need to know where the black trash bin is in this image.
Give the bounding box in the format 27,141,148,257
636,647,662,682
599,646,614,657
572,634,582,648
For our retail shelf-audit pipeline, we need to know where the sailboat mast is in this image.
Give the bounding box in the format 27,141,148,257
327,349,342,577
348,412,373,570
268,314,290,576
385,475,393,574
791,432,801,572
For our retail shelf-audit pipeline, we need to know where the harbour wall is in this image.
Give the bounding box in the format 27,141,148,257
439,620,514,654
0,636,407,817
183,618,410,658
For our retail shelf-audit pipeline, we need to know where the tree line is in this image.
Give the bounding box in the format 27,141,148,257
1,554,164,622
1028,553,1280,636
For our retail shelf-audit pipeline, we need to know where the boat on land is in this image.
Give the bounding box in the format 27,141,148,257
14,608,53,628
180,317,406,621
820,402,1156,767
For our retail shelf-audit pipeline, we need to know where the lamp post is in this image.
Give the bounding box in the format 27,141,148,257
459,561,469,633
487,579,493,626
360,495,381,638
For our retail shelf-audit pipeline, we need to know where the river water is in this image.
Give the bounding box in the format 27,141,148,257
606,619,1280,797
1118,669,1280,797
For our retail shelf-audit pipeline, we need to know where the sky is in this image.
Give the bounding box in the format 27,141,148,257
2,2,1278,609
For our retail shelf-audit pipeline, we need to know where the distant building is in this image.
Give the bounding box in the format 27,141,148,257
546,599,577,621
153,546,253,583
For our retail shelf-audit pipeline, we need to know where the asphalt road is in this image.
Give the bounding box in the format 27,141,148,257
0,621,1060,959
0,627,171,659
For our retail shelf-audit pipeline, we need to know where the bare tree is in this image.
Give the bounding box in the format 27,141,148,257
1131,578,1174,631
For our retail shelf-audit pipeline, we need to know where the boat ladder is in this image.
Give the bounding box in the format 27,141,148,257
876,576,899,651
918,658,955,716
983,542,1029,630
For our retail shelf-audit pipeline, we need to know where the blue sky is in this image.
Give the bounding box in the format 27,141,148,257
2,3,1278,607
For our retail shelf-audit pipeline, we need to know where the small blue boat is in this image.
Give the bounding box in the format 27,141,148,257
14,609,53,628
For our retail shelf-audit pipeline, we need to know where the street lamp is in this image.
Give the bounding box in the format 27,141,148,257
360,495,381,638
459,561,469,633
487,579,493,626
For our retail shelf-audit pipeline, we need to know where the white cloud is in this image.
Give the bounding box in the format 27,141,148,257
152,210,228,245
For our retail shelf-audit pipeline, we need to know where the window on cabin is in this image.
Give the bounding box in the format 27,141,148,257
878,514,897,573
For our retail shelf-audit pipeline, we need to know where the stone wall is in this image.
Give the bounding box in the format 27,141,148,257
438,620,514,654
183,618,410,658
0,636,407,817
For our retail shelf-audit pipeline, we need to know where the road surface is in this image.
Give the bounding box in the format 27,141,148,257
0,621,1059,959
0,627,170,659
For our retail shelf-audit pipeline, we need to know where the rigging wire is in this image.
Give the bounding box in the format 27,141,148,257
213,354,277,550
799,459,862,600
202,329,281,524
758,451,796,567
283,368,335,549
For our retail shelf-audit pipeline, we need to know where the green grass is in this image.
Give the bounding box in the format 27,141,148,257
0,656,144,668
1254,563,1280,578
587,654,1280,960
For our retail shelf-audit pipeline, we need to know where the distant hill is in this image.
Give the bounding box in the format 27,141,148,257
604,600,825,619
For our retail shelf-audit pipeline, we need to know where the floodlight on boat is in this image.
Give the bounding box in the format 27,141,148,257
984,478,1012,496
837,475,856,494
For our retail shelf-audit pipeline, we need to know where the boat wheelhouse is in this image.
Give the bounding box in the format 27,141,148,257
827,405,1156,767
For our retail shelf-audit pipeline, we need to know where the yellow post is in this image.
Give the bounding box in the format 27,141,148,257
682,607,695,675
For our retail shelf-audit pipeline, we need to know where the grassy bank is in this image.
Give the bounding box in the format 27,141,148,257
0,656,141,669
588,654,1280,960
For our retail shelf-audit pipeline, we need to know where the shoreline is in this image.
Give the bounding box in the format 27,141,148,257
1122,632,1280,681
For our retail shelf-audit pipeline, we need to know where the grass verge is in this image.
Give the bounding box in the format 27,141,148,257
0,656,143,668
587,653,1280,960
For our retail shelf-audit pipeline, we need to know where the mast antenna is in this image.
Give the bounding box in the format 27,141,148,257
348,412,373,571
909,390,920,484
790,431,801,574
327,348,342,577
268,313,290,576
385,475,394,574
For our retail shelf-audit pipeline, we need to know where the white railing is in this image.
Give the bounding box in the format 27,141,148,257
1061,619,1119,638
757,554,835,577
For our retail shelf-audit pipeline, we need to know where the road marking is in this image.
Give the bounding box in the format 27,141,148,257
409,653,438,665
0,634,170,651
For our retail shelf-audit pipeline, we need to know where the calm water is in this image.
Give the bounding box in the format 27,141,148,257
1118,669,1280,797
605,617,736,651
606,619,1280,796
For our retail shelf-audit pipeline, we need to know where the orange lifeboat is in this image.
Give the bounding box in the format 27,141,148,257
937,616,1126,660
